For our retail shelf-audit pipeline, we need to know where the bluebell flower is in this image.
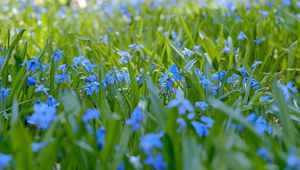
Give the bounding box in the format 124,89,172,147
118,51,132,64
27,102,56,130
0,87,11,99
297,2,300,8
167,89,194,115
96,127,106,150
55,72,70,84
52,49,63,62
191,116,214,138
243,78,260,89
260,95,271,102
211,71,226,83
144,154,166,170
125,107,143,131
26,59,40,72
83,109,100,123
117,162,125,170
0,56,3,67
282,0,292,6
158,72,174,94
129,43,143,51
103,34,109,43
254,37,265,45
136,76,143,86
176,118,187,131
59,64,67,73
32,142,48,153
260,10,269,18
255,116,272,135
256,148,271,161
251,60,262,68
286,149,300,169
27,76,37,86
246,113,257,123
193,45,201,51
195,68,202,79
238,67,249,77
0,153,12,170
227,74,239,83
34,84,49,94
237,32,247,40
82,59,95,72
105,72,116,85
182,48,194,57
280,81,297,101
168,64,182,81
195,101,208,112
115,71,130,84
47,95,57,107
73,55,85,67
140,131,164,154
221,46,231,54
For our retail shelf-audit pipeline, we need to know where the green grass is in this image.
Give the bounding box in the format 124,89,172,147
0,0,300,170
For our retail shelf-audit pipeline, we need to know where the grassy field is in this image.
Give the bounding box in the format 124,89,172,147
1,0,300,169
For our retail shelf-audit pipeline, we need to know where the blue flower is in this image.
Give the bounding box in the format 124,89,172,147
0,153,12,170
105,72,116,85
237,32,247,40
144,154,166,170
34,84,49,95
176,118,187,131
254,37,265,45
254,116,272,135
26,59,40,72
82,109,100,123
182,48,194,57
193,45,201,51
297,2,300,8
246,113,257,123
136,76,143,86
286,149,300,169
73,55,85,67
47,95,57,107
140,131,164,154
280,81,297,101
0,87,11,99
221,46,231,54
27,76,37,86
211,71,226,83
195,101,208,112
0,56,3,67
118,51,132,64
195,68,202,79
52,49,63,62
243,78,260,89
256,148,271,161
251,60,262,68
260,95,271,102
191,116,214,138
167,89,194,115
125,107,143,131
55,72,70,83
227,74,239,83
238,67,249,77
158,72,174,94
96,127,106,150
129,43,143,51
282,0,292,6
27,102,56,130
168,64,182,81
32,142,48,153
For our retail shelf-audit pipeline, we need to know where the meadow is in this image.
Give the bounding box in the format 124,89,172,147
1,0,300,169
